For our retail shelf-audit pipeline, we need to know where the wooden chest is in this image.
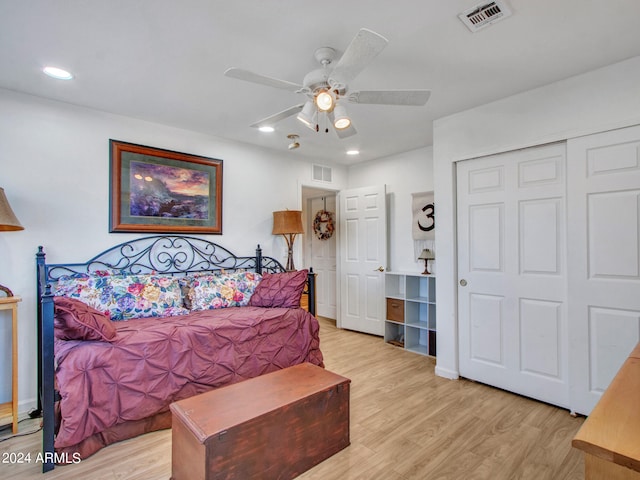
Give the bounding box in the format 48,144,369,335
170,363,350,480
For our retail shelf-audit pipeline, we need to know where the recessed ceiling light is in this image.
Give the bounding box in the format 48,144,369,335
43,66,74,80
258,126,275,133
346,149,360,155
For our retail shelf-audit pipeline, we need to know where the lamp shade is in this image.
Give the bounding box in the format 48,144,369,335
272,210,304,235
0,188,23,231
418,248,435,260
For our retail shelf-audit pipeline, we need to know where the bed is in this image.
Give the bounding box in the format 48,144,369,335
36,236,323,473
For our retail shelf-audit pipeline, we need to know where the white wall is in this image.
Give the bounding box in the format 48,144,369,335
0,89,347,412
348,147,434,272
433,55,640,380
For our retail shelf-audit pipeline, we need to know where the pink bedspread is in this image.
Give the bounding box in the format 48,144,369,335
54,306,323,454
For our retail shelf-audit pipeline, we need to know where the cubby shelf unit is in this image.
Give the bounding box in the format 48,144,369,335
384,272,436,357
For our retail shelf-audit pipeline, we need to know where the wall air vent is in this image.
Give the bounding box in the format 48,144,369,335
458,1,512,32
312,164,333,183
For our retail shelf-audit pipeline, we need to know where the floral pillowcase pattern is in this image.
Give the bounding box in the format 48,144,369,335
189,271,262,311
53,273,188,320
53,275,110,313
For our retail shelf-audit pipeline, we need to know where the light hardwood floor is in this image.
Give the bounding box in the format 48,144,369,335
0,317,585,479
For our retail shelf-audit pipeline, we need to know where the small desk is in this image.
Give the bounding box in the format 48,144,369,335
0,296,20,434
572,342,640,479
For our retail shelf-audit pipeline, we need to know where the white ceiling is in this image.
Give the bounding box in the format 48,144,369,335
2,0,640,165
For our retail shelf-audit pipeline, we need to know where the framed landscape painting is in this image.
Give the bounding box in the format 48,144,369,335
109,140,223,234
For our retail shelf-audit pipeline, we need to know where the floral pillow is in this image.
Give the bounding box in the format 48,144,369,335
108,274,188,320
248,269,308,308
178,270,227,310
53,273,188,320
53,274,112,313
189,271,262,311
54,296,117,342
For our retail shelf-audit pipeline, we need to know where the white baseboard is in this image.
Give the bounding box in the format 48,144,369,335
435,365,459,380
18,398,38,416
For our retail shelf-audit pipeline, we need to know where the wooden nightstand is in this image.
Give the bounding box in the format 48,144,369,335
0,296,20,434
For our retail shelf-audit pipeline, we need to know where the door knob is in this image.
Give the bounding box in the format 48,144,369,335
459,279,467,287
374,266,385,272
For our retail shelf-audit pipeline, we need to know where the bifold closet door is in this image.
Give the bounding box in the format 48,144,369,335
457,143,570,409
567,125,640,416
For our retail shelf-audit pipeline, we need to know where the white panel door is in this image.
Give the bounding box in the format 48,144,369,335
567,125,640,415
308,195,337,319
457,143,569,408
339,185,387,335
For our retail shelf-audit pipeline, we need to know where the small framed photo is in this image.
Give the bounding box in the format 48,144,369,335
109,140,223,234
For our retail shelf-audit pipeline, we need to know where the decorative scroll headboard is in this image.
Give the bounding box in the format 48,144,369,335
38,235,284,283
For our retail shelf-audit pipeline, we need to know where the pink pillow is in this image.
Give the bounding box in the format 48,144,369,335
249,269,308,308
54,296,117,342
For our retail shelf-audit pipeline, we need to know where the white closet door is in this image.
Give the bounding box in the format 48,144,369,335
567,125,640,415
457,143,569,408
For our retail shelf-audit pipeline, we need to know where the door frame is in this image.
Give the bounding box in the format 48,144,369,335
436,143,571,381
299,183,341,323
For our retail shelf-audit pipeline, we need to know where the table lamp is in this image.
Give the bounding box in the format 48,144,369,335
272,210,304,271
418,248,435,275
0,188,24,297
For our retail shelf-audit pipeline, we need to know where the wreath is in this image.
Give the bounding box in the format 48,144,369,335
313,209,335,240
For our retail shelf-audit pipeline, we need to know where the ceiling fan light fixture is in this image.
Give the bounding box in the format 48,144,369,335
225,28,430,141
333,103,351,129
297,101,317,130
258,125,275,133
334,116,350,129
315,89,334,112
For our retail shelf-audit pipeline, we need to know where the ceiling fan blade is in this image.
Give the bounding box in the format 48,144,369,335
347,89,431,106
335,123,357,139
249,104,304,129
224,67,302,92
329,28,388,88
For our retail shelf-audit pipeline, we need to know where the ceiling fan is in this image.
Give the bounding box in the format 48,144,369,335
224,28,431,139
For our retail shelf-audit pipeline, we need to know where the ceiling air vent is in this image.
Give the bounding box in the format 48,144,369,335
458,1,512,32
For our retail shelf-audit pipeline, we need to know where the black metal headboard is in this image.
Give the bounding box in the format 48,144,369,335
38,235,285,283
34,235,315,473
